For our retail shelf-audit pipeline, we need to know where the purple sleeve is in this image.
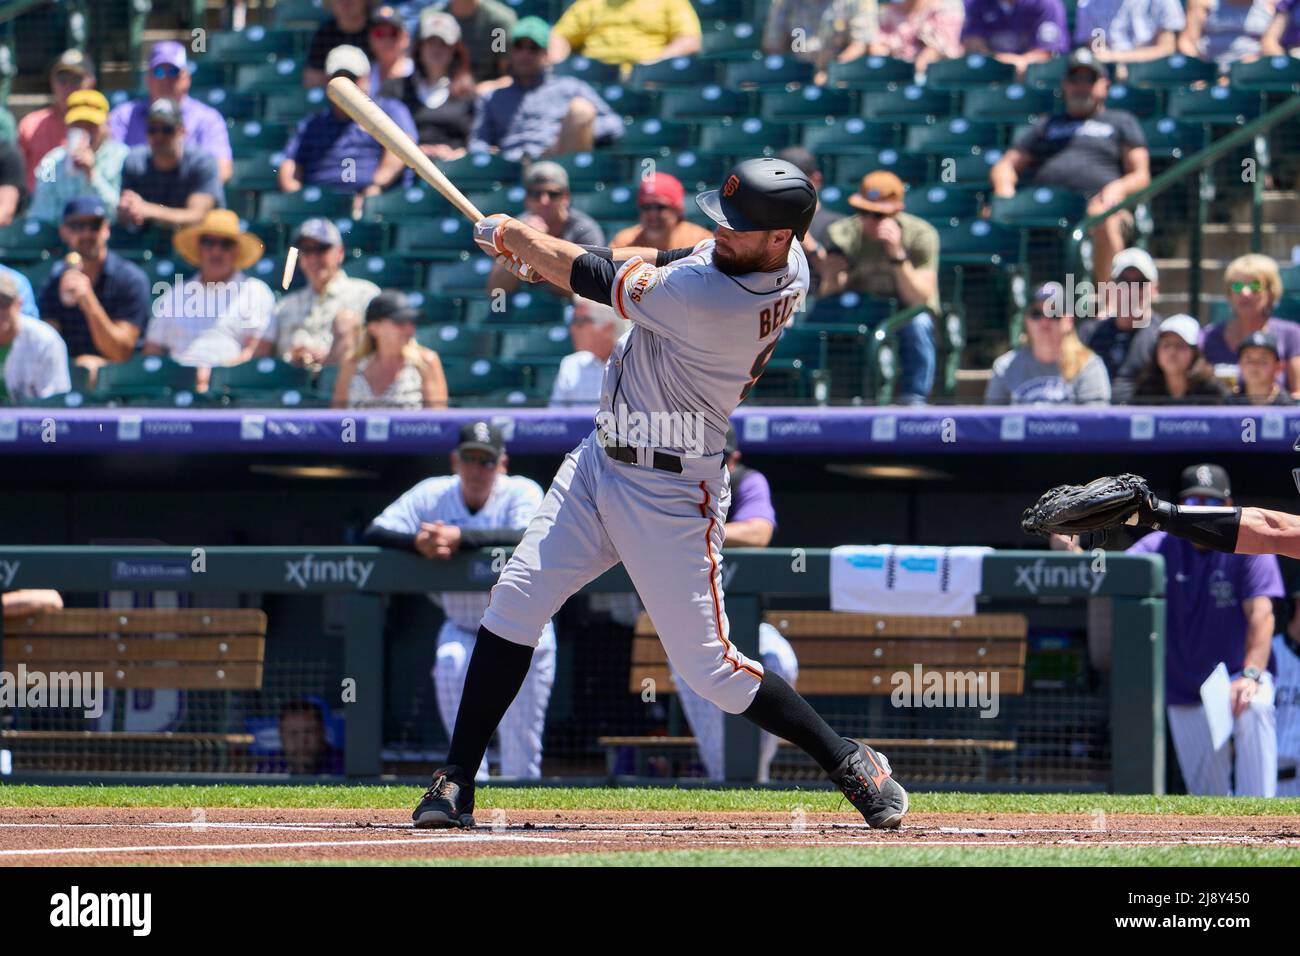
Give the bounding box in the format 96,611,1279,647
284,116,309,165
1241,554,1285,601
1033,0,1069,52
960,0,985,39
1269,318,1300,361
189,104,232,162
107,102,131,144
730,470,777,528
1125,530,1165,555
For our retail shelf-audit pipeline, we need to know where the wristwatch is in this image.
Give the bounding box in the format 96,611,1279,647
1242,665,1262,682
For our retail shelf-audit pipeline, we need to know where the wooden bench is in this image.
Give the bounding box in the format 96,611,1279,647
602,609,1027,779
1,608,267,772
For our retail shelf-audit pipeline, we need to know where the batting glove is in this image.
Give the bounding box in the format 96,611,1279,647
496,254,543,283
473,213,514,258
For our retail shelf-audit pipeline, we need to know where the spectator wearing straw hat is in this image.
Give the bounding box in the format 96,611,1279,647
144,209,275,382
609,173,712,251
17,49,96,194
0,270,70,404
29,89,129,224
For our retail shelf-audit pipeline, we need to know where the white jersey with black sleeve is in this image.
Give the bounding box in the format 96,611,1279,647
601,238,809,458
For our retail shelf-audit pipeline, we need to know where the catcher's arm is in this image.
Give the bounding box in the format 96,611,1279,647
1237,507,1300,559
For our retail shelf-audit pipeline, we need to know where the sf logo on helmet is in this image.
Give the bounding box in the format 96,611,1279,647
722,175,740,198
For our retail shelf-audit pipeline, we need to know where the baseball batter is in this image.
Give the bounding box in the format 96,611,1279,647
412,158,908,829
365,421,555,780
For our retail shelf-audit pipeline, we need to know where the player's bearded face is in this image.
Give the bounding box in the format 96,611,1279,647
713,228,773,275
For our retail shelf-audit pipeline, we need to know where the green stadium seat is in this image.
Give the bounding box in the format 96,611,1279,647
207,357,312,400
236,58,304,93
19,390,97,408
936,219,1021,264
760,86,854,121
725,55,815,90
630,56,721,87
443,357,525,397
0,219,60,261
247,255,290,287
244,218,285,256
1024,58,1067,89
1126,54,1217,89
416,324,496,358
860,83,951,122
94,354,197,403
205,24,298,65
905,118,1000,155
650,151,728,192
1140,117,1207,159
312,363,338,402
904,184,981,224
465,185,528,216
394,218,476,259
962,84,1056,124
700,21,762,60
438,152,523,191
989,186,1087,229
806,292,897,326
825,55,913,91
502,0,553,17
194,88,260,121
813,182,855,215
697,118,794,157
1230,54,1300,91
570,184,639,221
605,119,694,156
138,254,188,286
695,0,750,20
939,146,1005,183
364,185,456,222
660,86,750,120
924,54,1016,91
554,151,627,190
1105,83,1160,117
227,119,292,153
552,56,621,85
23,259,58,294
468,290,572,324
600,83,658,118
834,147,930,190
497,324,574,361
427,255,495,296
348,254,420,289
1167,85,1263,125
272,0,331,27
263,86,330,123
260,187,354,223
111,226,171,258
333,218,388,254
407,291,464,324
230,152,282,192
802,117,897,154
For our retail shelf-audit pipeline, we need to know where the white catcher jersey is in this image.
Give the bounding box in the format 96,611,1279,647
372,474,545,630
604,238,810,457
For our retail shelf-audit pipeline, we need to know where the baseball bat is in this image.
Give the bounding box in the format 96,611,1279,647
325,77,484,223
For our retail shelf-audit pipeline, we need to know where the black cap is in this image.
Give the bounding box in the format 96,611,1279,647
456,420,505,457
1238,330,1280,359
1180,464,1231,500
364,289,418,323
1066,47,1109,81
696,157,818,241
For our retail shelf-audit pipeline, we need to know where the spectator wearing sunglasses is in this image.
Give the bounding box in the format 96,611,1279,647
985,281,1111,405
17,49,95,194
1230,332,1295,406
610,173,711,252
117,98,224,235
1130,313,1228,405
467,17,624,162
107,41,232,184
367,5,416,96
36,197,151,374
1200,254,1300,399
272,218,380,368
486,162,604,295
332,290,448,409
29,89,129,225
0,270,70,404
305,0,376,88
144,209,275,384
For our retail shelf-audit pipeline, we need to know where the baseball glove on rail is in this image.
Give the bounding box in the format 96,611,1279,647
1021,474,1155,536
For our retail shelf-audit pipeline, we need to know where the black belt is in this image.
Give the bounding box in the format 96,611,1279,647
603,441,683,474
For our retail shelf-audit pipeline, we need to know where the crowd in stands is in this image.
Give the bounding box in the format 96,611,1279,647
0,0,1298,409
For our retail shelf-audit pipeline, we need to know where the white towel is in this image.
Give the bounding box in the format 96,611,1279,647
829,545,992,616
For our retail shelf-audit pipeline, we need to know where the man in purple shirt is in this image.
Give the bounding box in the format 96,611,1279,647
468,17,624,161
962,0,1069,76
107,41,232,183
1126,464,1281,796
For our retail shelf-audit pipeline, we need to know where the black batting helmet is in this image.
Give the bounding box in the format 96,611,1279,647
696,157,818,240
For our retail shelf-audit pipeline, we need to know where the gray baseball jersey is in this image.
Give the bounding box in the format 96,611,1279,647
372,474,545,631
602,238,810,456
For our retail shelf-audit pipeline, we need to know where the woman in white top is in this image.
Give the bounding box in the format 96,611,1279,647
333,290,447,409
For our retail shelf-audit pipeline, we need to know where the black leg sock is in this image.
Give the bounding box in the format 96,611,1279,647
742,670,857,774
445,626,535,775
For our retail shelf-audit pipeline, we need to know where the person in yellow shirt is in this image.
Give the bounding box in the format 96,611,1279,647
548,0,703,67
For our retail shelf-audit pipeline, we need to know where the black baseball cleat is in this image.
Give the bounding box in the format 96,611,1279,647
829,739,909,829
412,766,476,829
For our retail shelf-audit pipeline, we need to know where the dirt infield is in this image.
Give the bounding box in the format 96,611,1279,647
2,807,1297,864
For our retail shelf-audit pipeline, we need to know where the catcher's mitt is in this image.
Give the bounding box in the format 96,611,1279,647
1021,474,1154,536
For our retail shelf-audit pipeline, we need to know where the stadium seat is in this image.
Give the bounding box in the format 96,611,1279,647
814,183,855,215
394,218,476,260
700,21,762,60
140,254,190,286
407,291,463,324
939,147,1005,183
364,185,455,222
442,357,525,397
272,0,330,27
230,151,282,192
205,24,297,65
1105,83,1160,117
659,86,750,120
802,117,897,154
1140,117,1207,160
24,258,58,294
246,255,288,287
427,256,495,296
554,151,627,190
859,83,951,122
924,54,1015,91
1168,85,1263,125
497,324,574,361
962,84,1057,124
551,56,621,85
989,186,1087,229
605,119,694,156
333,218,388,254
904,184,981,224
112,226,172,259
0,219,60,261
697,118,794,157
649,151,728,191
834,148,930,190
94,354,197,403
806,292,897,326
725,55,815,90
207,357,312,400
630,56,721,87
1230,54,1300,91
465,185,528,217
20,390,96,408
935,219,1021,265
760,86,854,121
502,0,552,17
1125,54,1217,90
235,58,304,94
600,84,657,118
1024,58,1067,89
467,290,572,324
348,254,420,288
437,152,523,191
193,88,259,122
260,187,354,223
905,118,1000,155
262,87,330,123
824,55,913,91
227,119,291,153
570,184,639,221
694,0,750,21
415,324,496,358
